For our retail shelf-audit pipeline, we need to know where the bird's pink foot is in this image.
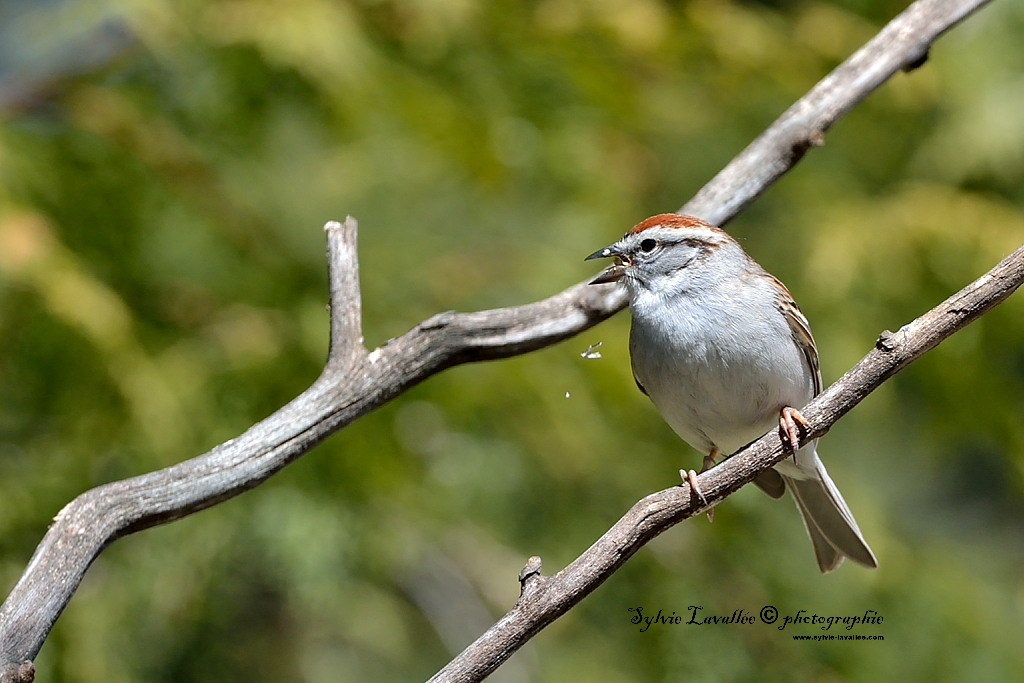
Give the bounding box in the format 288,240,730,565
680,469,708,509
779,406,810,452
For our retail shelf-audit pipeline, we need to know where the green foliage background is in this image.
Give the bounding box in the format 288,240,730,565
1,0,1023,681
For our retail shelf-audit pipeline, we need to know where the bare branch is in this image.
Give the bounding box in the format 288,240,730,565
682,0,993,226
0,0,997,680
325,217,366,364
427,244,1024,683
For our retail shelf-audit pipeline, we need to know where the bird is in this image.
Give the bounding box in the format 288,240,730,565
586,213,877,572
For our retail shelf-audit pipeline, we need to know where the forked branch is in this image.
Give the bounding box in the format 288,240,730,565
0,0,996,680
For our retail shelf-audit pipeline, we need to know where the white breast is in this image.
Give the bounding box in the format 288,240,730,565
628,280,814,456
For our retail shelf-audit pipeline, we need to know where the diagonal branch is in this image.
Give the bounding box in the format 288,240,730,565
427,243,1024,683
0,0,995,680
681,0,993,226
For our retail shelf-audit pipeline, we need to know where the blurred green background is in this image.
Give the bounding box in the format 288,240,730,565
2,0,1023,681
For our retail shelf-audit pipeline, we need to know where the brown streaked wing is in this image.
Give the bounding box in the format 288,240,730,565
769,274,823,396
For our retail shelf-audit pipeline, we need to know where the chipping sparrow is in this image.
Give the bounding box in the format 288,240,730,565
586,213,877,572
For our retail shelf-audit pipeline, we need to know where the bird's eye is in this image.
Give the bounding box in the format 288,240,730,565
639,238,658,253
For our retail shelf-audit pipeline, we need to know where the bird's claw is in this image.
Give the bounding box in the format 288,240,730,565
681,468,710,516
779,406,810,452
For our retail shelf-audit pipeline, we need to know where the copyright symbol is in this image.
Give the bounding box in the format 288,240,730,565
760,606,778,624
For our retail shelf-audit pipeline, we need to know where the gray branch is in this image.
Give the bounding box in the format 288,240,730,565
0,0,995,680
681,0,992,226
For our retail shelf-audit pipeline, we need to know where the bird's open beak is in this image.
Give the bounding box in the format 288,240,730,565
585,245,627,284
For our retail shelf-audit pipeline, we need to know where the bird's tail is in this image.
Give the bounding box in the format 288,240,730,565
782,453,877,573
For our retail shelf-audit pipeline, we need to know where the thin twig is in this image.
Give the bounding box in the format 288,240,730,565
326,217,365,363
